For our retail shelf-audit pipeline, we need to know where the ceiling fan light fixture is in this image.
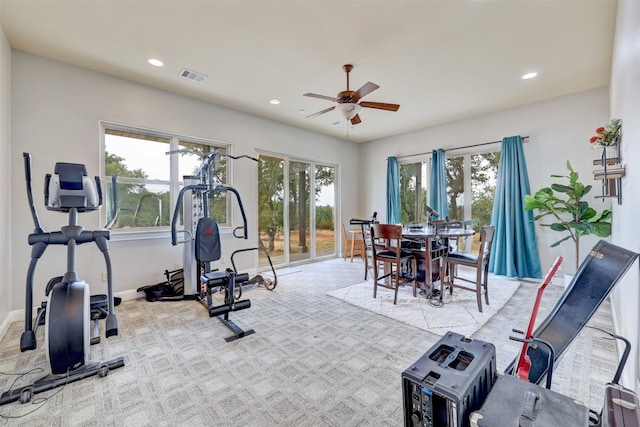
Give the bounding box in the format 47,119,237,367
336,103,361,120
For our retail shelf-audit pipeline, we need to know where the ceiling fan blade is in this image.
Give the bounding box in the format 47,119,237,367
350,114,362,125
304,93,339,102
360,101,400,112
351,82,379,100
305,106,335,119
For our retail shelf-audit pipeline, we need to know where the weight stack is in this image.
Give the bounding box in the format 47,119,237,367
402,331,496,427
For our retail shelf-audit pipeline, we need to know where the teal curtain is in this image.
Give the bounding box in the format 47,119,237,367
386,157,401,224
489,136,542,278
429,149,448,219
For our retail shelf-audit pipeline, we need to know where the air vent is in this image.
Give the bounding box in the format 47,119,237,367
179,68,207,83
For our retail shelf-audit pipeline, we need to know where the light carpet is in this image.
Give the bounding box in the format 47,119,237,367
327,267,521,337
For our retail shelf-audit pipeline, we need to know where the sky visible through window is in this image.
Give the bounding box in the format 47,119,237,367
106,135,205,181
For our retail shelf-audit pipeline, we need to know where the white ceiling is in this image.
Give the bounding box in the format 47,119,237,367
0,0,617,143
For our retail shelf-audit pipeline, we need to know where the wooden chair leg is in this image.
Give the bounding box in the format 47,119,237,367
448,261,455,295
483,264,490,305
476,266,483,313
393,281,399,304
364,253,369,281
373,260,378,299
393,262,399,304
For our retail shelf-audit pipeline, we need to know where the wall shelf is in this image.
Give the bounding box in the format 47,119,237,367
592,143,624,204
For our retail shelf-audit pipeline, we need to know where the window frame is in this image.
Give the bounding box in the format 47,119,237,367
100,121,232,240
397,144,501,224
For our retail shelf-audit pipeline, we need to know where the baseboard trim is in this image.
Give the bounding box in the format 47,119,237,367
0,289,142,342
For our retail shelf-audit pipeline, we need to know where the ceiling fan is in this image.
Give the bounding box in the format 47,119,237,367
303,64,400,125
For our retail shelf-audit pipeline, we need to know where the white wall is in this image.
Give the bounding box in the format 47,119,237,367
609,0,640,390
0,9,12,333
10,51,361,311
360,87,611,275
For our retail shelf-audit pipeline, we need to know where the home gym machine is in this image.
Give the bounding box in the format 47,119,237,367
0,154,123,406
169,148,276,342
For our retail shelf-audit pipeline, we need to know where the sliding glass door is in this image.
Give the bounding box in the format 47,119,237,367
258,153,336,268
315,165,335,257
289,160,311,263
258,155,285,266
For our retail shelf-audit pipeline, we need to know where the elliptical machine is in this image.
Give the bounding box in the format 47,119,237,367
0,153,124,406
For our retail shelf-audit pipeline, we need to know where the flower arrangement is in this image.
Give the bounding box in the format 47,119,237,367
589,118,621,149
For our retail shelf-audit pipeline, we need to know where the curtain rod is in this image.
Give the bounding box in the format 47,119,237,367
393,135,529,160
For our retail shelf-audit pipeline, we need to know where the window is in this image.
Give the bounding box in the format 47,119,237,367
102,123,230,232
445,151,500,226
399,161,427,224
397,149,500,229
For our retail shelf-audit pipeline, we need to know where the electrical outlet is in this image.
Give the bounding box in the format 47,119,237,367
101,272,107,282
220,256,226,264
174,262,182,270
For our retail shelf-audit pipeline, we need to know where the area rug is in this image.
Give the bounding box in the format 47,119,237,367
327,268,521,337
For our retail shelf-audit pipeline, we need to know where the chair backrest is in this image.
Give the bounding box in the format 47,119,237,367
478,225,495,262
370,223,403,257
433,219,463,233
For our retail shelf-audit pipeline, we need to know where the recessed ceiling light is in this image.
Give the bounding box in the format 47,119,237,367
270,99,280,105
298,109,305,114
522,72,538,80
148,58,164,67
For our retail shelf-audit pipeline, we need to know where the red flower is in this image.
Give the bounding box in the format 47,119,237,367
590,136,598,144
595,127,605,133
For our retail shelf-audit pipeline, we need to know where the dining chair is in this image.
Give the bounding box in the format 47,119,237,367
342,223,365,262
443,225,495,312
433,219,463,252
370,223,417,304
363,220,380,281
459,219,480,252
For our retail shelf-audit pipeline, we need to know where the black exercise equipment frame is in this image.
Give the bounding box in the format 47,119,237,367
169,148,272,341
1,154,124,407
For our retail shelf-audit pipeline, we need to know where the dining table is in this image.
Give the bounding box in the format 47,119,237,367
401,225,476,301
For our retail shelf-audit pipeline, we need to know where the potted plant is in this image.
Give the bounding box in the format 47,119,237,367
524,161,612,271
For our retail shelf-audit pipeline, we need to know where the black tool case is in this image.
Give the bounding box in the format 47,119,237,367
469,373,589,427
402,331,496,427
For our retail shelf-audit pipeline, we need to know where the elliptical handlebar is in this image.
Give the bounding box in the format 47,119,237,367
23,152,45,234
20,153,120,351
